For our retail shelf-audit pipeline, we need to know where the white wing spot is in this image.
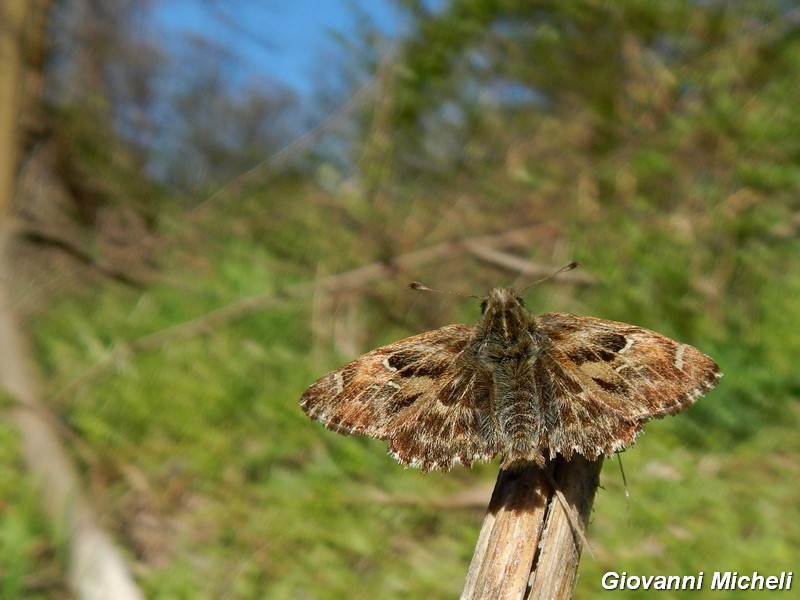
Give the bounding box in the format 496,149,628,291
387,381,401,390
333,373,344,394
674,345,685,370
619,337,635,354
382,357,397,372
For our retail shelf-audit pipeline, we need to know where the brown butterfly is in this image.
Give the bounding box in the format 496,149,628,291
300,279,721,472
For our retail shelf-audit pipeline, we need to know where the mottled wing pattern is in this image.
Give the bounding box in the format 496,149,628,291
531,312,721,461
300,324,496,472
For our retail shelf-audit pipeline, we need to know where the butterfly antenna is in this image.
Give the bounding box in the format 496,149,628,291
518,261,581,293
407,282,480,299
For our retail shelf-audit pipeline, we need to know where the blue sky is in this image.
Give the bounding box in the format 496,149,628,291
153,1,408,97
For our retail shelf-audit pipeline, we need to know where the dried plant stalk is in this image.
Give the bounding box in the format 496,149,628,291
461,456,602,600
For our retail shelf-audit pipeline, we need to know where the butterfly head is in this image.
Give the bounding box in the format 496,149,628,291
479,287,530,341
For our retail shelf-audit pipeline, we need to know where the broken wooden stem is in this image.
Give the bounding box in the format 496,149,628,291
461,456,603,600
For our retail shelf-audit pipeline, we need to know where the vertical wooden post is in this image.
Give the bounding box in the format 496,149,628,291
461,456,602,600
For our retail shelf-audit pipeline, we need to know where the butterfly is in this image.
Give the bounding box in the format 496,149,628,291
300,281,721,472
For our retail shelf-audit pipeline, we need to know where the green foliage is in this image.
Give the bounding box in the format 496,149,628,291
0,422,69,599
581,421,800,598
7,0,800,597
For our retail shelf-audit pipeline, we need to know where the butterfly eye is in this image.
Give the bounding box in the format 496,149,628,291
480,300,488,313
516,296,525,307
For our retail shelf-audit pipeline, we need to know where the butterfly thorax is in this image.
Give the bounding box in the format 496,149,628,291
474,288,548,367
476,288,536,347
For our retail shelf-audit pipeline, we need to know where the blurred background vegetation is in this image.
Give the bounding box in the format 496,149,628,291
1,0,798,598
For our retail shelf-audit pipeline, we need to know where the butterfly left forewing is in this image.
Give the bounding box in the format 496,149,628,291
300,324,497,471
